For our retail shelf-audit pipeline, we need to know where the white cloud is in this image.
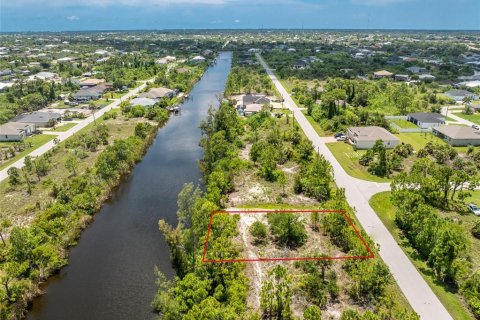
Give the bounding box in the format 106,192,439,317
234,19,240,23
66,15,80,20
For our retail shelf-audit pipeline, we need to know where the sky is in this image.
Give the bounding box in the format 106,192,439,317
1,0,479,32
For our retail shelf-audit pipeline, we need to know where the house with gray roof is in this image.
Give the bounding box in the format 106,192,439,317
432,125,480,146
407,66,428,74
12,111,61,127
347,126,400,149
138,87,176,99
242,94,270,106
0,122,36,141
130,97,157,107
407,112,445,129
444,90,478,102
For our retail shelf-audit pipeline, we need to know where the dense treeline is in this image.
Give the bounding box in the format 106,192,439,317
154,64,207,93
391,143,480,318
225,65,275,96
0,119,161,318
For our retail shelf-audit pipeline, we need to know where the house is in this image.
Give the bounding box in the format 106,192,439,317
444,90,479,102
28,71,59,81
387,56,403,66
155,56,176,65
12,111,61,127
394,74,410,82
242,94,270,106
418,74,436,81
80,78,105,87
374,70,393,79
407,66,428,74
243,104,262,116
347,126,400,149
432,125,480,146
292,60,308,70
0,122,36,141
73,88,102,101
130,97,157,107
407,112,445,129
191,55,206,63
138,87,176,99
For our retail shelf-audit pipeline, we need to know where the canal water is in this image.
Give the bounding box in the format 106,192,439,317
28,52,232,320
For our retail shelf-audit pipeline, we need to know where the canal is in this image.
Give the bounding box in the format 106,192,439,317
28,51,232,320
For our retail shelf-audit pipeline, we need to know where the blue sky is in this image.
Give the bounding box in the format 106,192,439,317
1,0,479,32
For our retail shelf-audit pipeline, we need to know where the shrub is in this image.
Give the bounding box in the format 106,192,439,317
472,221,480,239
267,213,307,248
249,221,267,244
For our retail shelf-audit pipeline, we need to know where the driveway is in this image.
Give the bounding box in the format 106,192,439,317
442,106,478,127
0,79,152,182
257,53,452,320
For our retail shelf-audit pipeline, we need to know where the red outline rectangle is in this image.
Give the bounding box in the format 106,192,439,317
202,209,375,263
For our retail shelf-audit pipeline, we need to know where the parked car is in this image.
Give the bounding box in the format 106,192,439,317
334,132,345,138
336,135,347,141
472,124,479,130
467,203,480,216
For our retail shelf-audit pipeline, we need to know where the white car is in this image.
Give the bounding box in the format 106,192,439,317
467,203,480,216
335,135,347,141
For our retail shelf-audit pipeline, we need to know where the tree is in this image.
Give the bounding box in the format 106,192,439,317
267,213,307,248
7,167,21,186
303,305,322,320
0,219,12,246
260,265,292,319
249,221,268,245
472,221,480,239
34,156,50,180
65,154,79,176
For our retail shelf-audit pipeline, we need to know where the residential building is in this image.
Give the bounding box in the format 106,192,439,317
432,125,480,146
407,66,428,74
347,126,400,149
138,87,176,99
28,71,59,81
0,122,36,141
292,59,308,69
418,74,436,81
394,74,409,81
444,89,479,102
242,94,270,106
130,97,157,107
407,112,445,129
12,111,61,127
373,70,393,79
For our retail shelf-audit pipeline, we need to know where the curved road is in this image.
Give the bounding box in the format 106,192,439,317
0,79,152,182
257,53,452,320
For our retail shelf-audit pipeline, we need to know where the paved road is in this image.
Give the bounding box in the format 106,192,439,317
257,53,452,320
442,106,478,127
0,80,152,182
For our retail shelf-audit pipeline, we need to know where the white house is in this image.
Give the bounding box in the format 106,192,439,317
347,126,400,149
407,112,445,129
432,125,480,146
0,122,36,141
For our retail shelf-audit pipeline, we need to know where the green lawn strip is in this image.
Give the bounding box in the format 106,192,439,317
370,192,475,320
390,119,419,129
452,112,480,125
302,112,329,136
395,132,469,153
50,123,78,132
0,135,55,170
326,142,391,182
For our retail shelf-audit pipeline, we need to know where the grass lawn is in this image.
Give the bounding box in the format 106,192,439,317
50,123,77,132
104,91,128,99
370,192,476,320
395,132,469,153
395,132,442,150
302,111,328,136
452,112,480,125
390,119,419,129
0,134,55,170
326,142,391,182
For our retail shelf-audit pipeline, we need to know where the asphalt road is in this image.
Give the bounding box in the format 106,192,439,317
442,105,478,127
0,80,152,182
257,53,453,320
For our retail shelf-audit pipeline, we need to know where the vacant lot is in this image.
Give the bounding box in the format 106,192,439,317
390,119,418,129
